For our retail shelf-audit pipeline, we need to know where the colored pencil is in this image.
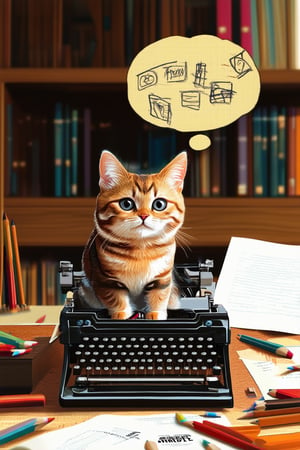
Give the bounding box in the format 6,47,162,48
254,398,300,410
0,330,38,348
10,219,26,306
175,413,261,450
239,406,300,419
0,348,32,356
0,343,15,350
252,412,300,427
268,389,300,399
287,364,300,371
0,394,46,408
202,439,221,450
144,440,159,450
237,334,293,358
0,417,54,445
3,213,18,311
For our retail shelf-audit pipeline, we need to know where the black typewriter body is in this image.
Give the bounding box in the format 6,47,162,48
58,260,233,408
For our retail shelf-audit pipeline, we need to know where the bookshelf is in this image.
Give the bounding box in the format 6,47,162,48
1,0,300,305
2,69,300,249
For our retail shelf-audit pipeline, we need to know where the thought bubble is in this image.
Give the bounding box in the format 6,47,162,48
127,34,260,151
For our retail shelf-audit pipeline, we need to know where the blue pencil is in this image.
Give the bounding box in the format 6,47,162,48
0,417,54,445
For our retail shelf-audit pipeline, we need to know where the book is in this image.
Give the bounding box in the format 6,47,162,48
287,106,297,196
277,106,287,196
288,0,300,69
236,114,249,196
0,337,60,394
54,102,64,197
250,0,260,66
240,0,253,55
216,0,232,40
215,236,300,334
269,105,279,196
71,109,79,196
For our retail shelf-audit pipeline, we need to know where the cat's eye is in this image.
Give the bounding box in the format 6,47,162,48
152,198,167,211
119,198,136,211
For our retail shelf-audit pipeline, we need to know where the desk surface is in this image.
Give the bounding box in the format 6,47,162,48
0,324,299,449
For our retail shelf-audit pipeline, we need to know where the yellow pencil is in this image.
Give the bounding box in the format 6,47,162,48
145,440,159,450
10,219,26,307
3,213,18,311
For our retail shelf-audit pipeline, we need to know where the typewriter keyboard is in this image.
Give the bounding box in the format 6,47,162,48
72,334,226,387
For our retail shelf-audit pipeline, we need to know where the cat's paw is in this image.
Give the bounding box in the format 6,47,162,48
145,311,167,320
111,311,129,320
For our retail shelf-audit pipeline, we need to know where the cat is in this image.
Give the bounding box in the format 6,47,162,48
81,149,187,320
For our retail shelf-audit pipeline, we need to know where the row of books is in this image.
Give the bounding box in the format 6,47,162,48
238,106,300,197
216,0,300,69
186,106,300,198
1,0,299,69
5,99,300,198
5,99,181,197
20,259,65,306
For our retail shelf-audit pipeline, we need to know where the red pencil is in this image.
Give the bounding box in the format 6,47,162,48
176,413,261,450
0,394,46,407
268,389,300,399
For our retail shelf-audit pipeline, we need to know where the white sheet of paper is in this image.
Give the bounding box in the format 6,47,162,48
214,237,300,333
10,414,232,450
240,355,300,399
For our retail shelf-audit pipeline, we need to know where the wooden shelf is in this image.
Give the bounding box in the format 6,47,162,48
5,197,300,247
0,67,298,85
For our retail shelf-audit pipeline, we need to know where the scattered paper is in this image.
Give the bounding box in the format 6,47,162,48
9,414,231,450
214,237,300,333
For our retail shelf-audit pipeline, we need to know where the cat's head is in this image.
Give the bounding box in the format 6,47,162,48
95,150,187,242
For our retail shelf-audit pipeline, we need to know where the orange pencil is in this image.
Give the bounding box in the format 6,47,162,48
10,219,26,307
3,213,18,311
252,412,300,427
239,406,300,419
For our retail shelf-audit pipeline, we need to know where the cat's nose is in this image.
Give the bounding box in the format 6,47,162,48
139,214,149,221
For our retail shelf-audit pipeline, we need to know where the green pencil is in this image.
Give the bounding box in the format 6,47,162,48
237,334,293,358
0,330,38,349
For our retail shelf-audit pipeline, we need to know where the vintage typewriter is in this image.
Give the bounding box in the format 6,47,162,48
58,259,233,407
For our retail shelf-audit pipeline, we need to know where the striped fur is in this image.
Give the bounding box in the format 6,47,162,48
82,150,187,319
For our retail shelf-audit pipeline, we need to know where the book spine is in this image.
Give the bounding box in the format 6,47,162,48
64,105,71,197
71,109,79,196
237,115,249,196
269,105,279,197
83,108,92,197
287,106,296,196
216,0,232,40
250,0,260,66
240,0,253,55
277,107,286,197
54,102,64,197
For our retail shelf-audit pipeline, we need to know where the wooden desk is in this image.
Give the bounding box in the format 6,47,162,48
0,324,299,449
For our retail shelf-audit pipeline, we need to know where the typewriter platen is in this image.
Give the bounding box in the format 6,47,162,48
58,260,233,407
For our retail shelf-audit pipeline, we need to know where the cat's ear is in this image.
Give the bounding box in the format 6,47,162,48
159,151,187,191
99,150,128,189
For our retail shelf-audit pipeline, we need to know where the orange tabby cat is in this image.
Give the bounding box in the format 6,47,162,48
82,150,187,319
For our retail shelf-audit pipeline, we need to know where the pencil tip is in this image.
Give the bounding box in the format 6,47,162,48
175,412,186,423
47,418,55,424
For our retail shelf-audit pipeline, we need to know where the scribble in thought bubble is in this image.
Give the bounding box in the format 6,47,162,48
127,35,260,151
